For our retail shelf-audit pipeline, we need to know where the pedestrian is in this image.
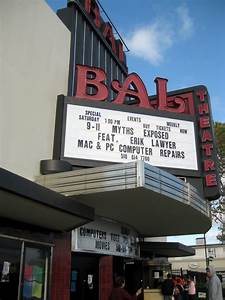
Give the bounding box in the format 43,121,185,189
206,266,223,300
161,273,174,300
187,276,196,300
174,285,183,300
183,277,189,300
109,276,142,300
176,277,186,300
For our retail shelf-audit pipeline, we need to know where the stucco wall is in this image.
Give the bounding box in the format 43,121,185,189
0,0,70,180
169,244,225,272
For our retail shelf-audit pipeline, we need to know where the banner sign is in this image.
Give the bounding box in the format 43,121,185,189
71,217,139,258
64,103,198,170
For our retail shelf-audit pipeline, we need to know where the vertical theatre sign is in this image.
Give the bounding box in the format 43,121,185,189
196,88,218,197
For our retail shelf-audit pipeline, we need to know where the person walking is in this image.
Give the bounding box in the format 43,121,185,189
187,276,196,300
161,273,174,300
174,285,183,300
109,276,142,300
206,266,223,300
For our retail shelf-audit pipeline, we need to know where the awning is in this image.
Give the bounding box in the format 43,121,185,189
0,168,94,231
36,161,211,237
140,241,195,257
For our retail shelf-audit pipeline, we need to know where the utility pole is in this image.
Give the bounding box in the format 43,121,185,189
203,233,208,268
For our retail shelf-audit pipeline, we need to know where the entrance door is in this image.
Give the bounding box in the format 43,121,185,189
0,237,21,300
71,253,99,300
125,261,143,295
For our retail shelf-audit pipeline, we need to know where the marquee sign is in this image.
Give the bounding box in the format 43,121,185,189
55,76,220,200
71,217,139,258
63,103,198,170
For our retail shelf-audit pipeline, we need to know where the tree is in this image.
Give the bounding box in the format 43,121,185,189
217,223,225,244
213,122,225,243
214,122,225,172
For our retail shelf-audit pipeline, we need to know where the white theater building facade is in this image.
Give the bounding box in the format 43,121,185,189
0,1,221,300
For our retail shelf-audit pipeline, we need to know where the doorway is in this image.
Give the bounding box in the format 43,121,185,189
71,253,100,300
125,260,143,294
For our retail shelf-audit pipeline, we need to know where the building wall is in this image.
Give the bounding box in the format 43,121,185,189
144,237,167,242
0,0,70,180
51,233,72,300
169,243,225,273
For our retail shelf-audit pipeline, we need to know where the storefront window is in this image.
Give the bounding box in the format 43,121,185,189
0,236,52,300
21,245,50,300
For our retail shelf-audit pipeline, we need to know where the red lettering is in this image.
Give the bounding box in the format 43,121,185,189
155,77,168,110
169,96,186,113
117,40,124,63
198,103,209,115
196,89,207,102
75,65,108,101
165,93,195,115
103,23,116,54
196,88,217,193
112,73,152,108
85,0,101,28
201,130,212,142
84,1,126,65
155,78,185,113
204,159,215,171
202,144,213,156
205,174,217,187
199,116,210,128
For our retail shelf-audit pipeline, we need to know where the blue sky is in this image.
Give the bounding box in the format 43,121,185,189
46,0,224,244
46,0,225,123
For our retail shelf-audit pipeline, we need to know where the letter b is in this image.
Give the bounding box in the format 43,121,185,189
75,65,108,101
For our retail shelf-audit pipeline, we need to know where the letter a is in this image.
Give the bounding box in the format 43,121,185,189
111,73,152,108
85,0,101,28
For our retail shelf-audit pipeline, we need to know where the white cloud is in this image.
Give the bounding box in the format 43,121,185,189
205,223,220,244
176,4,194,39
125,21,173,65
125,3,194,66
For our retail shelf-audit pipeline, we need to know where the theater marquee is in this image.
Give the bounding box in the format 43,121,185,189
71,217,139,258
63,103,198,170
